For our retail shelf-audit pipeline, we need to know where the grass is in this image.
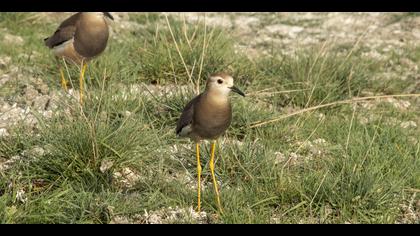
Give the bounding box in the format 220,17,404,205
254,44,369,108
0,12,419,224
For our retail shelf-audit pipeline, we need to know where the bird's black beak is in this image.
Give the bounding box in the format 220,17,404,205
230,86,245,97
104,12,114,21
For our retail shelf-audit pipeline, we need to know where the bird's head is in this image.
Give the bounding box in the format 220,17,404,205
206,73,245,97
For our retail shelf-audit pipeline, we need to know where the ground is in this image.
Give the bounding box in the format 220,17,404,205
0,12,419,224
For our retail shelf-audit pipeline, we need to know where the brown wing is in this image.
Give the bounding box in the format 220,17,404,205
176,94,201,135
44,13,81,48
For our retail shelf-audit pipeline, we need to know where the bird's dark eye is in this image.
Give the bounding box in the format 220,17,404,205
217,79,223,84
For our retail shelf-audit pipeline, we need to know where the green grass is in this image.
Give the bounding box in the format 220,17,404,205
254,46,369,108
0,12,419,224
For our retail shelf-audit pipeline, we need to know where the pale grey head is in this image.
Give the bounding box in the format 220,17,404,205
206,73,245,97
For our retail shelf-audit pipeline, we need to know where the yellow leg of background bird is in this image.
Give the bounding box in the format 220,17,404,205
79,63,87,105
210,141,223,213
196,143,202,212
59,68,68,91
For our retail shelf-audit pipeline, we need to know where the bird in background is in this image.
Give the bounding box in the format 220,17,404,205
176,72,245,213
44,12,114,105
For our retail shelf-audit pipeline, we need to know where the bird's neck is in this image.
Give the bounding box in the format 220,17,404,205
203,90,230,107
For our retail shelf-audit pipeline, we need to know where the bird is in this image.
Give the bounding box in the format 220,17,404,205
176,73,245,213
44,12,114,105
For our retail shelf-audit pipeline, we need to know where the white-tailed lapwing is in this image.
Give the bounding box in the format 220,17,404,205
176,73,245,213
44,12,114,104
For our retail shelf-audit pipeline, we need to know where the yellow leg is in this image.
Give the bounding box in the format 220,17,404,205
210,141,223,213
79,63,87,105
60,68,68,90
196,143,202,212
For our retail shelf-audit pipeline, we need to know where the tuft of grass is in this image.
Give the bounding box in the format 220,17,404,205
17,89,159,192
254,45,369,108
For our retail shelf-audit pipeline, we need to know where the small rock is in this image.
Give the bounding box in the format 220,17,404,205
2,33,24,46
28,77,49,95
124,111,132,117
274,151,286,165
0,155,23,171
400,58,418,71
324,204,333,216
0,128,9,137
385,98,411,110
0,74,11,87
25,113,38,128
100,160,114,173
23,146,45,158
9,66,19,74
288,152,299,165
316,113,326,121
313,138,327,145
361,102,376,110
222,138,244,147
42,110,53,119
113,168,141,188
400,121,417,129
32,95,50,111
15,189,27,203
0,56,11,70
359,116,370,124
110,216,131,224
270,216,281,224
34,82,49,95
24,86,39,102
309,146,322,156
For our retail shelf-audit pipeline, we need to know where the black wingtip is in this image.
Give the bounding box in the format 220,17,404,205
175,127,181,136
104,12,114,21
43,37,51,47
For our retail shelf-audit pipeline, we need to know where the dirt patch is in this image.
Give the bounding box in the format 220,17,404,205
110,206,214,224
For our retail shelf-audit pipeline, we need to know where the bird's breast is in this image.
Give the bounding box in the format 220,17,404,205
193,98,232,139
74,19,110,58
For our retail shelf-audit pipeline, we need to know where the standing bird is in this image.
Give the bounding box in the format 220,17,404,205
176,73,245,213
44,12,114,104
